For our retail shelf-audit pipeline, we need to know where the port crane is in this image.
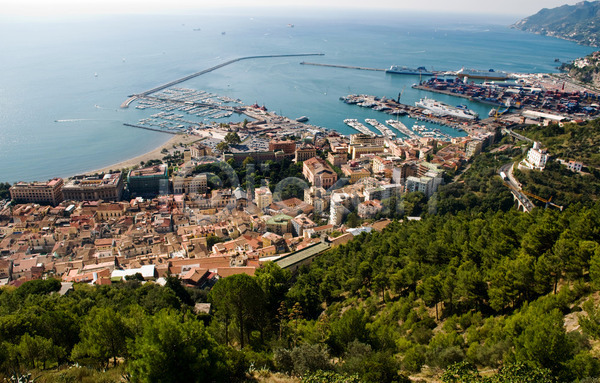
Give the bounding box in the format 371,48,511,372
520,190,564,211
397,86,406,103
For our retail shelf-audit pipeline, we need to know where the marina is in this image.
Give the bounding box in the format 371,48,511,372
129,88,247,133
121,53,325,108
365,119,396,138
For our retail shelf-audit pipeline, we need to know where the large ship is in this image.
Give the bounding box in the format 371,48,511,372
415,98,479,120
386,65,434,76
456,67,510,80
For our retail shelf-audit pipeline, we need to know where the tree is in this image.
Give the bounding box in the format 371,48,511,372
209,274,266,348
72,307,130,367
242,156,255,168
17,333,63,370
255,262,291,316
128,310,226,383
441,361,481,383
346,212,361,228
328,309,369,354
224,132,241,144
216,141,229,152
165,275,194,306
419,275,442,320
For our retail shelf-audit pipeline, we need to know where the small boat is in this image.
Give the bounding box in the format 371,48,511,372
296,116,309,122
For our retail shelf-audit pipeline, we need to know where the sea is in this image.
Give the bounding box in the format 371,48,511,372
0,8,595,183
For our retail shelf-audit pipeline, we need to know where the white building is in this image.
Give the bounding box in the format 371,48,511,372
567,160,583,173
405,171,443,198
365,183,403,201
520,142,550,171
358,200,383,219
329,192,353,226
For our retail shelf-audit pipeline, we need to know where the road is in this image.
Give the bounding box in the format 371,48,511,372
499,162,535,212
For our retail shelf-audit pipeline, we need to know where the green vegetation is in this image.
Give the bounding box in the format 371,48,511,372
561,52,600,85
8,123,600,381
0,182,10,200
193,158,304,192
515,120,600,168
512,1,600,47
8,198,600,381
511,120,600,205
286,203,600,381
514,161,600,206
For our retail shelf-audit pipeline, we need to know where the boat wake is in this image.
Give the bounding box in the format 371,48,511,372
55,119,93,122
55,118,117,123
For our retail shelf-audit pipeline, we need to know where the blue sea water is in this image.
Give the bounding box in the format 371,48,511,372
0,9,595,183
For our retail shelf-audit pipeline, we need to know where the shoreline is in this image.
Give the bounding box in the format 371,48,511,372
85,134,201,175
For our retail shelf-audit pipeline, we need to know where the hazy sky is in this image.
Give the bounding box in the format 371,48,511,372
0,0,586,17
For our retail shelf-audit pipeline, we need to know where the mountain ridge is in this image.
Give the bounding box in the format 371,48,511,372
512,1,600,47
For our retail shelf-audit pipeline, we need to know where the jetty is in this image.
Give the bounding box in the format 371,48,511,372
121,53,324,108
365,119,396,138
123,123,181,135
344,119,377,136
300,62,385,72
386,120,420,140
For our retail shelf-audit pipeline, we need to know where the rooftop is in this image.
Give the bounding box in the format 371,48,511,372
129,164,168,178
275,241,330,270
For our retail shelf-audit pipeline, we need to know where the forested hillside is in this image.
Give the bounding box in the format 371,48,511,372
3,131,600,382
3,202,600,382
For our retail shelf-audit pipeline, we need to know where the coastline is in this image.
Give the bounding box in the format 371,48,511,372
85,134,201,175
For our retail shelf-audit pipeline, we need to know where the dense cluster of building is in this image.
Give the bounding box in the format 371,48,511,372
3,111,505,287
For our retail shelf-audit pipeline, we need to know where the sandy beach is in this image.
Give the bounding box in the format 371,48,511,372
86,134,201,175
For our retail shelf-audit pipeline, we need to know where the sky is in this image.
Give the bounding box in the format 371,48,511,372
0,0,588,17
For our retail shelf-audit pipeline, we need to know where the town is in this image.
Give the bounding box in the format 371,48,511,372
0,74,593,289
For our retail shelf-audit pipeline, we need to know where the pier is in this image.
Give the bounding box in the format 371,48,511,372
300,62,385,72
123,123,181,135
386,120,420,140
122,53,324,108
412,84,475,101
365,119,396,138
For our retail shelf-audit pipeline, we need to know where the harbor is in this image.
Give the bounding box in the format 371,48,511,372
413,75,600,118
340,94,470,130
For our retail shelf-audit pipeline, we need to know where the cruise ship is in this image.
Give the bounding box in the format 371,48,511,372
415,98,479,120
456,68,510,81
386,65,434,76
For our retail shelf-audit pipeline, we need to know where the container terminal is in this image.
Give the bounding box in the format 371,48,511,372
413,76,600,118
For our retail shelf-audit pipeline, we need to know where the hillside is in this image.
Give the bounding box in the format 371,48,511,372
3,147,600,382
512,1,600,47
559,50,600,86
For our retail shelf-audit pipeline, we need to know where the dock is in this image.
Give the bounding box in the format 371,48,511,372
386,120,420,140
344,119,377,136
122,53,324,108
123,123,181,135
412,84,475,101
300,62,385,72
365,119,396,138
